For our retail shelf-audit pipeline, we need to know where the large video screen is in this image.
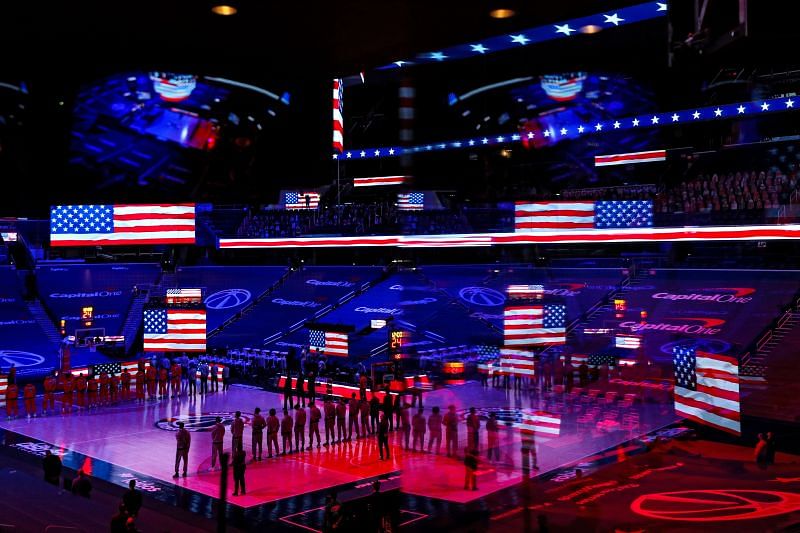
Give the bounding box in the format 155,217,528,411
50,203,195,246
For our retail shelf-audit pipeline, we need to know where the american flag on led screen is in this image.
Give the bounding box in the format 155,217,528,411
595,149,666,167
333,78,344,152
91,362,122,376
499,347,536,376
504,304,566,346
285,192,320,210
507,285,544,298
588,353,617,366
515,201,653,231
397,192,424,211
519,410,561,436
354,175,410,187
310,330,349,357
673,346,740,435
144,308,206,352
615,334,642,349
50,204,195,246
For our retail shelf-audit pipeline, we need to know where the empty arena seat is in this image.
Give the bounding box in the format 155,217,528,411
176,265,289,331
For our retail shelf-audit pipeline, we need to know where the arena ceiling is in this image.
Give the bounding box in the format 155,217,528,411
2,0,648,80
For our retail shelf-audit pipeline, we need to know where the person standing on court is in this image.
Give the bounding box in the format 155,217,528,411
369,395,381,434
210,416,225,470
23,382,36,419
43,373,57,415
170,361,181,398
210,362,219,393
466,407,481,452
4,380,19,419
231,411,244,452
281,408,294,455
121,367,132,401
347,393,360,441
266,408,280,458
174,421,191,478
222,364,230,392
382,391,394,431
443,405,459,457
62,373,74,413
134,368,145,404
294,403,307,452
75,373,87,408
336,397,347,444
283,372,294,411
323,396,336,446
308,401,322,449
307,371,316,404
377,412,391,461
411,407,426,452
232,447,246,496
295,371,306,408
187,358,197,396
427,406,443,454
198,360,209,395
251,407,266,461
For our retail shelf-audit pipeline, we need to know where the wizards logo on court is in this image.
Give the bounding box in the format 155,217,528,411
631,490,800,521
155,412,252,432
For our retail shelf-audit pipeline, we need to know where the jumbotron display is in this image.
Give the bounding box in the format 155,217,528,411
49,204,195,246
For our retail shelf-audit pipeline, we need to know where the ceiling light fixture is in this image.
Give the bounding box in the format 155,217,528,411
489,8,516,19
211,4,237,15
579,24,602,34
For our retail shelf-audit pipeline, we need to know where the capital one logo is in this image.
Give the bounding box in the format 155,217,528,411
204,289,251,310
459,287,506,307
543,284,583,297
652,287,756,304
619,317,725,335
631,490,800,521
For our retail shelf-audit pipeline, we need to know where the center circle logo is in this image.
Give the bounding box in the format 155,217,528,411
459,287,506,307
0,350,46,369
155,411,253,432
204,289,251,310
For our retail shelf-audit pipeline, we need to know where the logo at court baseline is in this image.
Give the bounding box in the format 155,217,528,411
459,287,506,307
156,412,253,432
652,287,755,304
204,289,251,310
619,317,725,335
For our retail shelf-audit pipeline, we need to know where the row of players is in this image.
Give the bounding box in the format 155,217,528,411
174,398,505,480
3,361,231,419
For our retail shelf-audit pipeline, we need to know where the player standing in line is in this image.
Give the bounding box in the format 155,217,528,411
251,407,266,461
266,408,280,458
308,401,322,450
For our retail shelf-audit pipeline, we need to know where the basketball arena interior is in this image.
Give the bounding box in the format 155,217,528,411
1,2,800,532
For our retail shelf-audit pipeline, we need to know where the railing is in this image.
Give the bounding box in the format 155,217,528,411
260,265,395,346
741,292,800,368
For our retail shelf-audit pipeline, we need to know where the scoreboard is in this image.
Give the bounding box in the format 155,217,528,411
389,330,409,360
